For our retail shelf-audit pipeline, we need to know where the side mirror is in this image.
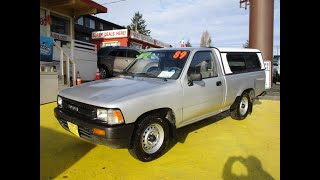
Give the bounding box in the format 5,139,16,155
188,73,202,86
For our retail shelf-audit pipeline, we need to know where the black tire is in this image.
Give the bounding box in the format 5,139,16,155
99,66,111,79
230,92,252,120
129,115,170,162
276,73,280,83
273,73,280,83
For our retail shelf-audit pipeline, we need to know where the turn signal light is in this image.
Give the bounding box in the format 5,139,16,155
93,128,106,136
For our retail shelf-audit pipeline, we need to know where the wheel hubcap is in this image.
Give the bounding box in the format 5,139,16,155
141,123,164,154
100,68,106,78
239,96,249,116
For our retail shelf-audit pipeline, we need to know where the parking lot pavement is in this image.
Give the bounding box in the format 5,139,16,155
259,83,280,100
41,100,280,180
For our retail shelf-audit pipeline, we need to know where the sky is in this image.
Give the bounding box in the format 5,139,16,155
93,0,280,54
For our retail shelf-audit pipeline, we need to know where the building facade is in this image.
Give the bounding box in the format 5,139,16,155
40,0,107,104
75,15,124,42
91,29,172,50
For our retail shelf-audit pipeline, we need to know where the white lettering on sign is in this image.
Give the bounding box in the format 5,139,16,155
92,29,128,39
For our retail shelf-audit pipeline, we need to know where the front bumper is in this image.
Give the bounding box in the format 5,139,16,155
54,107,135,148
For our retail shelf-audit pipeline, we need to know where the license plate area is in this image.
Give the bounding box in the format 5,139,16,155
67,121,80,137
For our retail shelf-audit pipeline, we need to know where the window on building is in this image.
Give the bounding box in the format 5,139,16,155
84,17,90,28
130,42,142,50
75,17,83,25
51,14,70,35
90,19,95,29
99,23,103,30
102,41,120,47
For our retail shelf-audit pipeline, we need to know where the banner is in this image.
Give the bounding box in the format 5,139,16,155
40,36,54,62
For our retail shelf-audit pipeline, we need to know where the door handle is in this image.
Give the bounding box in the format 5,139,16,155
216,81,222,86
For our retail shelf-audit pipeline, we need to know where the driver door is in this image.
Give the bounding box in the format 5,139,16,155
182,51,224,124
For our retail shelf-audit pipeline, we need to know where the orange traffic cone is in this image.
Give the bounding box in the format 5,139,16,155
76,71,82,85
95,68,101,80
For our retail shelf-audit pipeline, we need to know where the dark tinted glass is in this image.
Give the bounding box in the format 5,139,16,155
117,49,127,57
127,50,140,58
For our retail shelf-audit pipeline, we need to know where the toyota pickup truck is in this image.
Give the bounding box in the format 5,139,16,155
54,47,266,162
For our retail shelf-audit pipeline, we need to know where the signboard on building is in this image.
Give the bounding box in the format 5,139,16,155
51,32,71,41
92,29,128,39
40,36,54,62
130,31,154,44
130,31,171,48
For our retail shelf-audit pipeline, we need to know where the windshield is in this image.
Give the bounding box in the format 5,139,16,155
125,50,190,80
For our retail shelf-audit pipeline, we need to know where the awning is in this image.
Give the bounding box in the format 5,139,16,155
40,0,107,16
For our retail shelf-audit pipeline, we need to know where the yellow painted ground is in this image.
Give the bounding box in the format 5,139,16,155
41,99,280,180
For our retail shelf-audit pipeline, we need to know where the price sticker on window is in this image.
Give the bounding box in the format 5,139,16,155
172,51,188,59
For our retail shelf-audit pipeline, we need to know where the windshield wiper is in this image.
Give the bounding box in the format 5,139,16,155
132,72,155,78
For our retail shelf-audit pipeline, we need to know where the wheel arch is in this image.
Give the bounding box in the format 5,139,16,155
131,108,177,146
230,88,254,111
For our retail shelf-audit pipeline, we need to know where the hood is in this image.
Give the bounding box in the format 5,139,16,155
59,77,167,107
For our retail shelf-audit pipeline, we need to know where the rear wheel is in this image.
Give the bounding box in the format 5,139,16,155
230,92,252,120
129,115,170,162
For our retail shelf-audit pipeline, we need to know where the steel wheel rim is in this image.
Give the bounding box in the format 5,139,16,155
141,123,164,154
100,68,106,78
239,96,249,116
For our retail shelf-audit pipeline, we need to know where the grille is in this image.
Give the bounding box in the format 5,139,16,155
61,98,96,119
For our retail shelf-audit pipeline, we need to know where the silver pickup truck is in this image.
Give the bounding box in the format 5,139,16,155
54,47,266,162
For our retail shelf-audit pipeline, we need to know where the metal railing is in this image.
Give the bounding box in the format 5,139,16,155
54,41,76,86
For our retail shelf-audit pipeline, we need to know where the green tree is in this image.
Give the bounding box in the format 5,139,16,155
243,40,249,48
200,30,212,47
127,11,151,36
185,39,192,47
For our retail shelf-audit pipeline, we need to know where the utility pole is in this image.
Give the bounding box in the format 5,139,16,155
240,0,274,88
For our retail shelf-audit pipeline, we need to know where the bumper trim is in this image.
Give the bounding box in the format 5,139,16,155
54,107,135,148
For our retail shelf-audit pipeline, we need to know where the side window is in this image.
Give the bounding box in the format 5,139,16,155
226,53,246,73
245,53,261,71
108,50,117,56
117,49,127,57
127,50,140,58
226,53,261,73
187,51,217,79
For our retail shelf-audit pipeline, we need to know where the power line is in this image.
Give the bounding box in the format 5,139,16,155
100,0,126,5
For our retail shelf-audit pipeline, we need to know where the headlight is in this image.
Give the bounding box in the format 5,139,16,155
57,96,63,106
97,109,124,125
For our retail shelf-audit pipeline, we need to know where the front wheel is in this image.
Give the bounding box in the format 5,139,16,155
230,92,252,120
129,115,170,162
